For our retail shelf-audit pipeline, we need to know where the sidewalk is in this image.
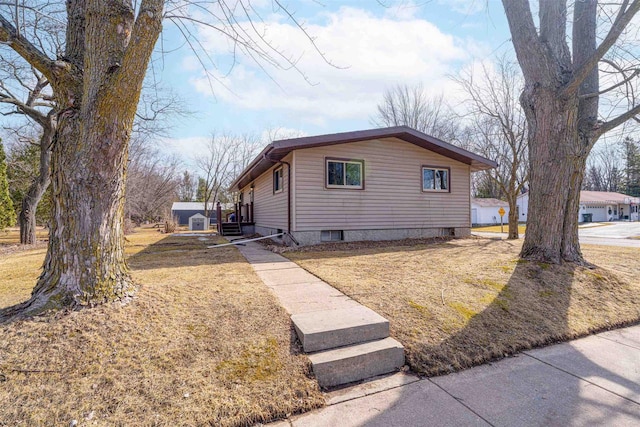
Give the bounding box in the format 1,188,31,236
233,240,405,387
272,324,640,426
230,239,640,426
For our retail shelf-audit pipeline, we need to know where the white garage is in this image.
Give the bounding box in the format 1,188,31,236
471,198,510,225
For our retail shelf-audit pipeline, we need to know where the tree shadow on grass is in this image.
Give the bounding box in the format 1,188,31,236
0,232,252,318
364,259,640,425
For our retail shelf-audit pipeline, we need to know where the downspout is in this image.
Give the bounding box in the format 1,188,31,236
280,160,292,235
265,152,297,244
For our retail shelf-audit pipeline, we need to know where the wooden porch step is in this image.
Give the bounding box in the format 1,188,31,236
220,223,242,236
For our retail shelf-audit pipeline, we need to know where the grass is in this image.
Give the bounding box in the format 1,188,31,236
472,224,527,234
0,227,323,426
284,237,640,376
0,226,47,246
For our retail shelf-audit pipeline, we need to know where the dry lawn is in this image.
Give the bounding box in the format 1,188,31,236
0,228,322,426
285,237,640,376
472,224,527,234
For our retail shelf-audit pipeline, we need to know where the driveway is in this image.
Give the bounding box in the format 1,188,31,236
578,222,640,239
473,222,640,248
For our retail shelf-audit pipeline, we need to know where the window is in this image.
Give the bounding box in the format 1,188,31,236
321,230,344,241
273,166,283,193
422,166,449,192
326,159,363,189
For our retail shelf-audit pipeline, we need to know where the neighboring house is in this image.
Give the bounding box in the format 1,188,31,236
471,198,510,225
171,202,216,226
516,192,530,222
517,191,640,222
228,126,496,246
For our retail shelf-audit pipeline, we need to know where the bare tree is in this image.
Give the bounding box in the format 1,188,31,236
195,133,261,215
0,1,330,317
0,67,55,244
502,0,640,263
583,142,625,192
177,170,196,202
372,84,460,142
454,57,528,239
125,136,180,225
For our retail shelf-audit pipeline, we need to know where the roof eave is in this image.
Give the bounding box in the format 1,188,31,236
229,126,497,189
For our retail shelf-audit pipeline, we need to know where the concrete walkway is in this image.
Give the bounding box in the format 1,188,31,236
234,241,404,387
234,241,360,315
271,324,640,426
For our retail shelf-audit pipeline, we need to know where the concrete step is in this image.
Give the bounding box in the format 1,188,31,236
291,306,389,352
308,337,405,388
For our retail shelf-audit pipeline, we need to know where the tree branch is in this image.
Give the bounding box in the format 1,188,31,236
580,68,639,99
0,13,56,82
115,0,163,103
0,94,48,126
563,0,640,96
501,0,546,78
594,104,640,139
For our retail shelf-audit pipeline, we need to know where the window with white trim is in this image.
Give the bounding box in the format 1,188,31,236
326,159,363,189
273,166,283,193
422,167,449,192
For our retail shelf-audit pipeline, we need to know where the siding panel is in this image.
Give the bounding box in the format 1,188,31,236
293,138,471,231
240,154,290,230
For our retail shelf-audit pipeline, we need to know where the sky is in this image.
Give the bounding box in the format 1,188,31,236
155,0,514,162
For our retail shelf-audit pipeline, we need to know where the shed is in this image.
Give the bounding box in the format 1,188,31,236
471,198,510,225
171,202,215,226
188,213,208,231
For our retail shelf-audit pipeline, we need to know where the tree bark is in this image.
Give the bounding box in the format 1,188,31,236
19,114,54,245
502,0,640,264
0,0,163,317
506,193,519,240
518,88,579,263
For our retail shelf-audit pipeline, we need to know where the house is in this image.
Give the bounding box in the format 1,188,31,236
171,202,216,226
471,198,509,225
579,191,639,221
517,190,640,222
227,126,496,245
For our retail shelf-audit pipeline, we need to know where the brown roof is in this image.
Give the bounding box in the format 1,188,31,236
471,198,509,208
230,126,497,190
580,191,639,204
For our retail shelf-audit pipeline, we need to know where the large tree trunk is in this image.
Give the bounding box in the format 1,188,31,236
19,116,54,245
28,105,133,311
519,89,580,263
0,0,163,317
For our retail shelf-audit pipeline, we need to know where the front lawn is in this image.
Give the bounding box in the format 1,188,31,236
472,224,527,234
0,228,323,426
284,238,640,376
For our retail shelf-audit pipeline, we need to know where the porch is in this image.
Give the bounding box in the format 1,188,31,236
216,201,254,236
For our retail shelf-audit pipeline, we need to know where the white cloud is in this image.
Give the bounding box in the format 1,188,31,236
162,136,210,170
185,6,473,126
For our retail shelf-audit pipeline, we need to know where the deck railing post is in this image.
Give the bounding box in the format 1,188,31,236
216,202,222,233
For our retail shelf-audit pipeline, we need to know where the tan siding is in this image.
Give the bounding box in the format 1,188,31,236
240,154,291,230
293,138,471,231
